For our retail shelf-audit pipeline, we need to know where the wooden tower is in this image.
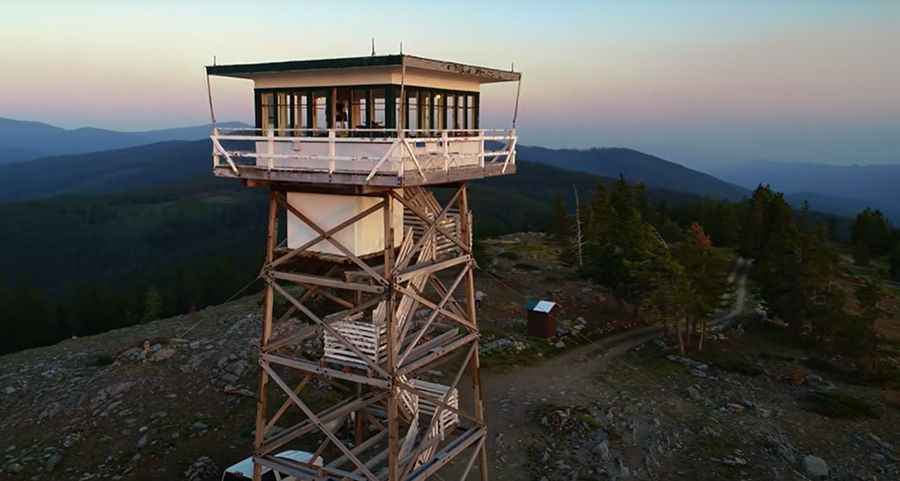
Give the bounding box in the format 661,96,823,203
206,54,520,481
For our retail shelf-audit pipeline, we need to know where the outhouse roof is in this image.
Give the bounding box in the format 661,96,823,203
525,300,557,313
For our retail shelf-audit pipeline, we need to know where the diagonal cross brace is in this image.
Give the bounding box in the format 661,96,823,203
261,363,380,481
271,281,390,379
275,193,388,286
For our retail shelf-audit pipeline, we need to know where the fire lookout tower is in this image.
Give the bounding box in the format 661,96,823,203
206,53,520,481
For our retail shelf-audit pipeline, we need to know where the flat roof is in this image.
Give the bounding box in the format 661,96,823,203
206,54,521,83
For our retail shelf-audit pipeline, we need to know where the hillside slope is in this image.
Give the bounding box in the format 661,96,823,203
518,145,748,201
0,117,247,164
0,140,218,202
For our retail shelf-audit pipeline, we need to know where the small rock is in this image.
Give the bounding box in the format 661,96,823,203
185,456,219,481
802,455,829,479
687,386,703,401
136,434,148,449
151,348,176,362
592,440,610,460
3,386,15,395
191,422,209,433
45,452,63,472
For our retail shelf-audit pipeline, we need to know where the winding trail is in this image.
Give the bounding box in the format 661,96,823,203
475,258,752,479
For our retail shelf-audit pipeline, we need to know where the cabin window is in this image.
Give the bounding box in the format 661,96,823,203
334,88,351,130
406,89,419,132
290,93,309,130
372,87,387,129
276,92,290,136
432,93,445,130
259,93,275,132
256,86,476,135
421,91,432,131
351,88,369,128
312,90,329,130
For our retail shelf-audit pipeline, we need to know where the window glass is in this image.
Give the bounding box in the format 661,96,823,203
335,88,350,130
406,89,418,132
259,93,274,132
351,88,369,129
421,91,432,131
433,93,444,130
372,88,387,129
291,93,308,129
312,90,328,130
447,95,456,130
276,92,290,136
466,95,475,131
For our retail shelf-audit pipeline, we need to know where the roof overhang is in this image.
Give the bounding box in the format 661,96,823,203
206,54,520,84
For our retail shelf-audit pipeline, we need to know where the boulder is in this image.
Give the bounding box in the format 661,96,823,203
802,455,829,479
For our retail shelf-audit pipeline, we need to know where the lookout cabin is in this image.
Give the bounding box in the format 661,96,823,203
206,54,521,188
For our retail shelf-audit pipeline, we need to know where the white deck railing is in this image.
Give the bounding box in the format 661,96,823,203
211,127,517,183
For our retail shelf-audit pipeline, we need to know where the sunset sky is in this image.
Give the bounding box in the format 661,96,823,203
1,1,897,167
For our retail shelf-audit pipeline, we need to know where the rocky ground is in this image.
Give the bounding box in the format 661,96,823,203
0,296,275,481
1,232,897,480
487,327,900,481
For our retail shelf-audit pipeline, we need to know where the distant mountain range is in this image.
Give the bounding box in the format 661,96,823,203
3,116,886,224
711,160,900,223
518,146,749,201
0,117,249,164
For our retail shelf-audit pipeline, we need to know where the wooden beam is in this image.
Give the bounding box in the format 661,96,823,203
264,353,390,388
253,190,278,481
272,271,384,294
459,183,490,481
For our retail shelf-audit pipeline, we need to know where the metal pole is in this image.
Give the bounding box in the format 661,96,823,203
511,75,521,129
206,68,217,127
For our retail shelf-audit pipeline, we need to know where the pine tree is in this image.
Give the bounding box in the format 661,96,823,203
142,286,163,323
890,245,900,282
550,194,571,242
586,181,613,244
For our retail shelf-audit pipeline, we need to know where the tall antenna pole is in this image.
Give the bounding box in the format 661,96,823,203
371,37,376,56
573,185,583,268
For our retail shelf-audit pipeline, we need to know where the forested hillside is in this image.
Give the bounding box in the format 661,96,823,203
1,156,710,354
0,138,861,356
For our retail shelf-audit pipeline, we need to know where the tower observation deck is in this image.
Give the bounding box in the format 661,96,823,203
206,53,520,481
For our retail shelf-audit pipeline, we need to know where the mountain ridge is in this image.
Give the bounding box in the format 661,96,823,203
711,159,900,222
518,145,749,201
0,117,249,164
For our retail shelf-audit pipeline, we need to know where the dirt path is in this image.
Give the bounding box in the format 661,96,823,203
478,260,752,480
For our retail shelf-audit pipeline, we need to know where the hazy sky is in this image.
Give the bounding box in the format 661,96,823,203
1,1,897,167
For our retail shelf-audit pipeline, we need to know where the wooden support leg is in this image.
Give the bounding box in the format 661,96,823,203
383,191,400,481
459,183,489,481
254,190,279,481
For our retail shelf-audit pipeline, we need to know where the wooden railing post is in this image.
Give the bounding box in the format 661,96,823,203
479,132,485,168
328,129,336,174
267,128,275,170
442,131,450,172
